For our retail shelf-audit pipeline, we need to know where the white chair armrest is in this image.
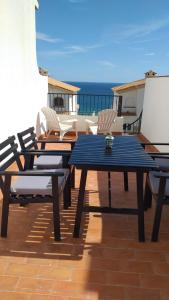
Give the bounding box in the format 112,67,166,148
85,119,97,125
63,119,77,124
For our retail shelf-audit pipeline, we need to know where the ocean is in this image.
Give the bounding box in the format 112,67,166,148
67,81,122,115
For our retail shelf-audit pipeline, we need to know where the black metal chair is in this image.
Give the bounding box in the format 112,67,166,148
143,142,169,241
142,142,169,170
0,136,71,240
144,167,169,241
17,127,63,170
17,127,75,188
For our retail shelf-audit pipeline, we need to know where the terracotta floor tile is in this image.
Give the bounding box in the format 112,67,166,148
67,298,87,300
125,287,161,300
0,262,9,275
135,250,166,262
0,292,29,300
92,284,125,300
106,271,140,287
140,274,169,289
16,278,53,293
160,289,169,300
51,281,90,297
52,281,125,299
0,275,19,291
36,266,72,280
120,260,154,274
89,257,121,271
29,295,65,300
5,263,39,276
72,269,107,284
153,262,169,275
26,258,53,266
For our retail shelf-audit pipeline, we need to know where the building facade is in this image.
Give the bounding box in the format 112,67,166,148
0,0,48,140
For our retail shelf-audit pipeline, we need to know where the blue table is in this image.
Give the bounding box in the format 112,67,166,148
69,135,157,241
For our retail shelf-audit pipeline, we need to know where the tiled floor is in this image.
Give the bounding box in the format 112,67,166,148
1,138,169,299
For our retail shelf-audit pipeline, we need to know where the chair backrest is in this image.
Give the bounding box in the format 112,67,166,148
97,109,117,134
17,127,38,151
41,107,60,131
0,136,23,172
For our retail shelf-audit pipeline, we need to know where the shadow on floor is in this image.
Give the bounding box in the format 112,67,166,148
0,188,89,260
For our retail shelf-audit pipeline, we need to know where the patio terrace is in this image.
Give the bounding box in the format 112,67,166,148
0,136,169,300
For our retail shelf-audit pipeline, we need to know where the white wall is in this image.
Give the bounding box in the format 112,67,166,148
0,0,48,141
114,87,144,126
121,90,137,114
141,77,169,151
117,87,144,116
136,88,144,115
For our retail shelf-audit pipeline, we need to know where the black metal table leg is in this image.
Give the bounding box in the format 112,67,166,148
40,142,46,150
108,172,112,207
71,143,75,188
136,170,145,242
123,172,128,191
71,167,75,188
73,169,87,238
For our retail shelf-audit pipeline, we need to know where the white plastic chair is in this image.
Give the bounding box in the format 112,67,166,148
41,107,77,140
86,109,117,135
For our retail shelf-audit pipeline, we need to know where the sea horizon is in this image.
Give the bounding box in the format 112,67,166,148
66,81,123,95
66,81,123,115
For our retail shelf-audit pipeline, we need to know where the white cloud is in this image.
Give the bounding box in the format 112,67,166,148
109,17,169,42
43,43,103,56
65,45,87,53
41,50,70,57
98,60,115,68
145,52,155,56
66,43,103,53
131,37,160,44
36,32,63,43
86,44,103,49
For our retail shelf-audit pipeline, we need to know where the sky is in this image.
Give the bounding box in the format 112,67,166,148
36,0,169,83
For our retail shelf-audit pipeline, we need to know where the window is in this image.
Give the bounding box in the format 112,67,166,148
53,97,64,107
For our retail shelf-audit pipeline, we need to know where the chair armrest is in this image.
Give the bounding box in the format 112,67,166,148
60,119,77,129
154,172,169,179
148,153,169,158
37,140,75,145
21,150,71,157
63,119,77,123
85,119,97,125
0,170,65,177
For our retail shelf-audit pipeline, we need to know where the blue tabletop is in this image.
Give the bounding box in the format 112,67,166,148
69,135,157,170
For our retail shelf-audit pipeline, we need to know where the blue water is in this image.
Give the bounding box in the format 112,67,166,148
66,81,122,115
